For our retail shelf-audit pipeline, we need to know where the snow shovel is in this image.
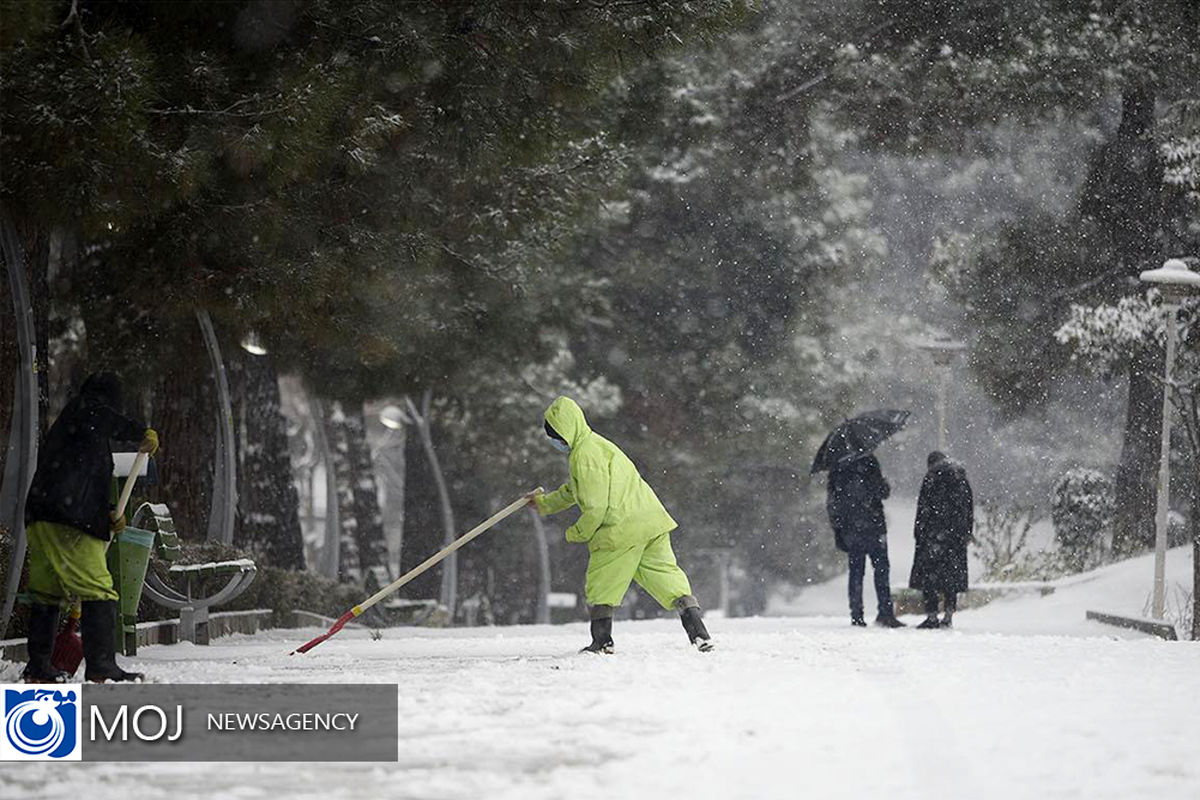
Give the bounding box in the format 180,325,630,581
51,449,150,675
291,489,542,655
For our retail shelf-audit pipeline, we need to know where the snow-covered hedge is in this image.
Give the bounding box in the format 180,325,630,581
1051,468,1116,572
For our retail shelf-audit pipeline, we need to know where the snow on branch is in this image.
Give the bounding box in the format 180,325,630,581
1055,290,1196,376
1055,292,1160,373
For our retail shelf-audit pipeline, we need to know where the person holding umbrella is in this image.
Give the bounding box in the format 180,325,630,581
909,451,974,629
814,410,908,628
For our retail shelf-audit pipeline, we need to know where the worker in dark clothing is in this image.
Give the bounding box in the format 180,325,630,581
22,372,158,683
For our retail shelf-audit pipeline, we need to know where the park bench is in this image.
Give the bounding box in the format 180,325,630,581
134,502,258,646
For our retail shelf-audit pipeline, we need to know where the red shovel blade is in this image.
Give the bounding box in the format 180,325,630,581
51,615,83,676
291,610,356,655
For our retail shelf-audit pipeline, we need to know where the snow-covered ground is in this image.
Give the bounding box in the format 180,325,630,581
2,526,1198,799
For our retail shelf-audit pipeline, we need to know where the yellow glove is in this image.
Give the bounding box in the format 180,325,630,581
140,428,159,456
110,511,127,535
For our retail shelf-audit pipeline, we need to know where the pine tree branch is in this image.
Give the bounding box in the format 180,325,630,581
146,95,289,118
60,0,92,66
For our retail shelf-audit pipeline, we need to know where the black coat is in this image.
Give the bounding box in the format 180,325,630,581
908,458,974,593
826,455,890,553
25,379,145,541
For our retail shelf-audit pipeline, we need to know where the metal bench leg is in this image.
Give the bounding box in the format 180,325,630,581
180,606,212,645
194,606,210,645
180,606,196,644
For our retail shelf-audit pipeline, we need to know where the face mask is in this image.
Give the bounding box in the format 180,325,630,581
550,438,570,454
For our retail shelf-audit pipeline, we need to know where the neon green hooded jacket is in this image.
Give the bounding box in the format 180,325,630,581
535,396,677,550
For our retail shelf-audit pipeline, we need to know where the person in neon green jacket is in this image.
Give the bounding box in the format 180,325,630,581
528,396,713,653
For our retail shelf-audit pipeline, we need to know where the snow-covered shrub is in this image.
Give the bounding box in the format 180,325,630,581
1051,468,1116,572
1167,510,1189,548
1142,584,1194,641
972,501,1058,582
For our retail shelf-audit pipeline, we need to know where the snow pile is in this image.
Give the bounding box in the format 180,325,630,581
2,614,1198,800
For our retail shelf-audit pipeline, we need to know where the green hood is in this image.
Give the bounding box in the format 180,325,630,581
544,396,592,449
535,394,678,550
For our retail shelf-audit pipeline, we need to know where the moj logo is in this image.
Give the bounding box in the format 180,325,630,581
0,685,82,761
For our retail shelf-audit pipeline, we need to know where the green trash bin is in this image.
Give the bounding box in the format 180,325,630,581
106,526,155,656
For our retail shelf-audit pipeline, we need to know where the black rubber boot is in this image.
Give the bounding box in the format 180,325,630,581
679,607,714,652
22,604,69,684
916,616,941,629
581,616,614,654
875,614,907,628
82,600,144,683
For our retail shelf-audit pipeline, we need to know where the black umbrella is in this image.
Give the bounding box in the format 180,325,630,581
810,409,910,474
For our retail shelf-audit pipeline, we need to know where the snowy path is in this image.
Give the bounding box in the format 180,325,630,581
3,615,1199,800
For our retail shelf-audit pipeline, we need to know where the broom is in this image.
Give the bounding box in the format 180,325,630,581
51,450,149,676
292,489,540,655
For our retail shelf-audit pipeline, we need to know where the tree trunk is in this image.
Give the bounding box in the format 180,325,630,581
321,399,389,585
150,321,219,542
373,423,406,580
345,403,389,587
1113,347,1164,556
1082,86,1167,558
0,253,13,484
231,351,305,570
307,392,340,579
27,226,49,440
1192,485,1200,641
322,401,362,583
1193,534,1199,641
0,207,40,637
406,391,458,620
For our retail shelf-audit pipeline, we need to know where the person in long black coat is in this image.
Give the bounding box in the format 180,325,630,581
22,372,158,683
826,454,904,627
909,451,974,628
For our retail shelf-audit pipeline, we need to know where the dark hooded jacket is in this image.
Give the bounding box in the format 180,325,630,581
25,373,146,541
826,454,890,553
908,454,974,593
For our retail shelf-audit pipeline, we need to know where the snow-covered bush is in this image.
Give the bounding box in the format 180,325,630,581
1142,584,1194,641
1167,510,1190,548
1051,468,1116,572
972,501,1058,582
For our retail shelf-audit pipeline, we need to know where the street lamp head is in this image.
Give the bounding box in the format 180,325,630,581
914,332,967,367
1140,258,1200,304
240,331,268,356
379,404,409,430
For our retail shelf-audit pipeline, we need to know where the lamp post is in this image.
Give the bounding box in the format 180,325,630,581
377,404,409,581
915,333,967,451
1139,258,1200,620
